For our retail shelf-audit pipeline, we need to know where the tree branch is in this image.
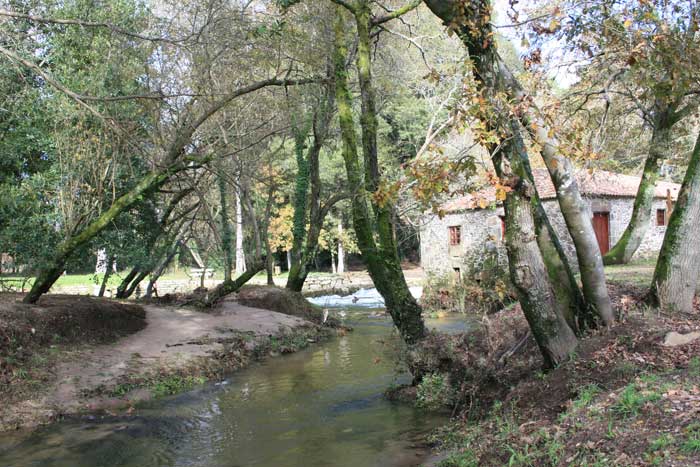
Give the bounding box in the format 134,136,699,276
0,8,185,43
372,0,421,26
329,0,357,14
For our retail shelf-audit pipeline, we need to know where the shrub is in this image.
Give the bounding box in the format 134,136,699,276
416,372,455,410
421,245,515,315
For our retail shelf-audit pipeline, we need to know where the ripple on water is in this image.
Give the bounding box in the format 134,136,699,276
0,295,473,467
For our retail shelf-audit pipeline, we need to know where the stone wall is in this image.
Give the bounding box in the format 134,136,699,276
543,196,668,268
420,196,669,275
419,207,507,277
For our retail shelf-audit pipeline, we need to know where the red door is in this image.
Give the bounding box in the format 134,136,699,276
592,212,610,255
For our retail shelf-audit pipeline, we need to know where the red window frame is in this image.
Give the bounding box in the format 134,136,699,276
448,226,461,246
656,209,666,226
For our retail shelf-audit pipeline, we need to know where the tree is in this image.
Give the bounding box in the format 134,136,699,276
553,0,700,264
417,0,584,364
285,79,339,291
423,0,614,327
333,3,426,345
648,130,700,313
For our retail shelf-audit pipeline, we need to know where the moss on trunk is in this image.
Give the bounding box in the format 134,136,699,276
333,9,425,345
648,131,700,313
605,118,672,265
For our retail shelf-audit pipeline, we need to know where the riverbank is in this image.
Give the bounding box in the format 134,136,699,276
420,283,700,466
0,289,337,433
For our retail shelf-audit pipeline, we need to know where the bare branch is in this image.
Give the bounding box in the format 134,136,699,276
372,0,421,26
0,8,186,43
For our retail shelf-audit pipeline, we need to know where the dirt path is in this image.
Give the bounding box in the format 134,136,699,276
4,300,315,431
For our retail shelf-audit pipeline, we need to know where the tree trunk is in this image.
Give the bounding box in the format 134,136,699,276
23,167,182,304
146,241,182,298
286,77,335,292
333,9,425,345
288,122,312,277
337,219,345,273
497,126,579,367
218,172,234,282
115,267,139,299
422,0,583,363
234,186,246,275
497,61,614,326
605,110,674,264
21,77,314,305
123,270,149,299
422,0,614,326
205,259,266,305
648,131,700,313
98,255,116,297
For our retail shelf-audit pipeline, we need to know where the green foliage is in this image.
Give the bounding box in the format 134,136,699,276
421,248,515,315
689,357,700,377
111,375,206,398
416,372,454,410
647,433,674,452
150,375,207,397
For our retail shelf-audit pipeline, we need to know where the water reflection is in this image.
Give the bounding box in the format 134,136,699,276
0,300,471,467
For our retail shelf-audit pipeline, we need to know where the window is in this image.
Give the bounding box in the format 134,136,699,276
448,225,461,246
657,209,666,226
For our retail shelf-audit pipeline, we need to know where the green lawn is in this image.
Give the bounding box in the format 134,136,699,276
0,268,346,292
604,261,656,287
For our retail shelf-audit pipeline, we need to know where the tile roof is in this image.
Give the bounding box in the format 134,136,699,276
441,168,681,213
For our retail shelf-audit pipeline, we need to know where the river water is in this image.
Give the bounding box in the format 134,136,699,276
0,291,470,467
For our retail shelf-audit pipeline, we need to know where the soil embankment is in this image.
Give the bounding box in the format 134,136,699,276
0,289,334,432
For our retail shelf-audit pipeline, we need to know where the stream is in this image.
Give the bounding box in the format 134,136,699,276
0,289,471,467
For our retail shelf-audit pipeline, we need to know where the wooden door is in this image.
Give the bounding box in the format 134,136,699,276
591,212,610,255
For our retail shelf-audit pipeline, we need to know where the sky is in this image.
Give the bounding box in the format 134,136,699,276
492,0,581,88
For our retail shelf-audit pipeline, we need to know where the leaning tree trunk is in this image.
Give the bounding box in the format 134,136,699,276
21,77,312,304
424,0,614,326
497,60,614,326
526,158,591,333
115,267,140,299
420,0,586,362
334,9,425,345
205,188,268,305
98,254,116,297
497,125,579,367
605,111,674,265
23,166,182,304
648,131,700,313
122,270,150,299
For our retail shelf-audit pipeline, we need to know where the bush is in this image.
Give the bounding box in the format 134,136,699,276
416,372,455,409
420,250,515,315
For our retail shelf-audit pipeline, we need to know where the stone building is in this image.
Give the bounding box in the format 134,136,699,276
419,168,681,277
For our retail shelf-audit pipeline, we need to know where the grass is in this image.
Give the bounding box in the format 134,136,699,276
611,383,661,418
681,424,700,454
111,374,207,398
0,268,352,293
572,384,602,411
